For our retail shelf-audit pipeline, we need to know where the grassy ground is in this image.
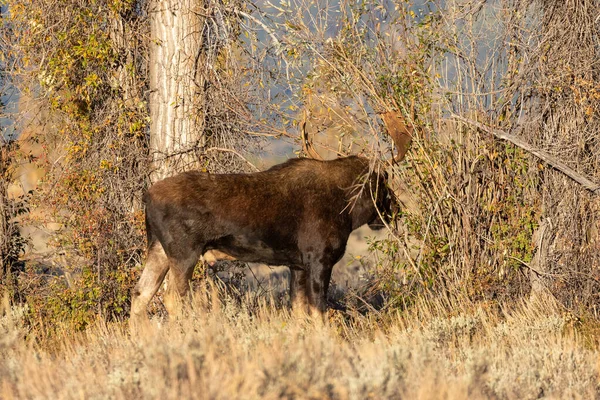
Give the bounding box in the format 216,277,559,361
1,289,599,400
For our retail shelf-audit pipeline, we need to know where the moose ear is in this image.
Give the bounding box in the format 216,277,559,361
381,111,413,162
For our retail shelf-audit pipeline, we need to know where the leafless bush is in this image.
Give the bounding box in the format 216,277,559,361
500,0,600,310
255,0,600,313
0,141,27,298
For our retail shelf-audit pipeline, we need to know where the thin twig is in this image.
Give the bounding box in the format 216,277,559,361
234,10,284,55
203,147,260,172
506,255,558,278
155,146,260,172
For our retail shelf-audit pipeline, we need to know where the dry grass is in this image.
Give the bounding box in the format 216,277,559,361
1,290,599,400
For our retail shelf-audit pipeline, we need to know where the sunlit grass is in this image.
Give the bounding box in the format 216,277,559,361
1,290,598,399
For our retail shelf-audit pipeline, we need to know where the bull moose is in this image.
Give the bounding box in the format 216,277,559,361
130,111,412,324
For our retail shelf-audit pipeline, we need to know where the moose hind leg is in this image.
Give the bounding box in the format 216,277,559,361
163,254,200,319
130,241,170,326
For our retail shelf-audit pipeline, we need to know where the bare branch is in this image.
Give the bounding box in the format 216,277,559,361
233,9,284,55
454,116,600,195
203,147,260,172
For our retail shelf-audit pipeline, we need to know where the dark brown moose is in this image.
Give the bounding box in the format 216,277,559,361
130,112,412,324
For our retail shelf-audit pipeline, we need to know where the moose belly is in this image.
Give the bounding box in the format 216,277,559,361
203,250,236,266
205,235,298,266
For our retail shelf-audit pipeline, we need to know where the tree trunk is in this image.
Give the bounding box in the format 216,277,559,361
0,184,7,281
529,218,554,297
149,0,205,182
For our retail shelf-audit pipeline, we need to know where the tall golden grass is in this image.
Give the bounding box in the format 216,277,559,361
1,289,598,399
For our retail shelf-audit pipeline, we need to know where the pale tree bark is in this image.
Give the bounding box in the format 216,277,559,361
109,16,141,108
529,218,554,297
149,0,205,182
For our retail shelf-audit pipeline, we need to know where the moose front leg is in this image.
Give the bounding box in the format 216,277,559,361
297,232,346,318
304,262,334,317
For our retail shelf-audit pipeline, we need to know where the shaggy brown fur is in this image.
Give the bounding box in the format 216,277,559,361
130,156,395,323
